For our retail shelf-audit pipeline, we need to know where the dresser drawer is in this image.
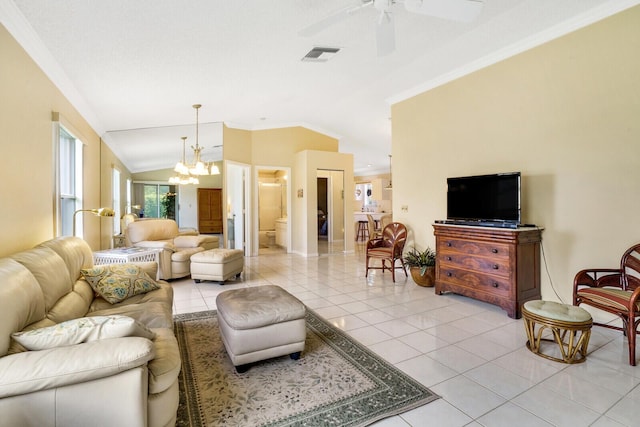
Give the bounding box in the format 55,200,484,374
437,267,512,297
438,253,512,278
437,238,511,259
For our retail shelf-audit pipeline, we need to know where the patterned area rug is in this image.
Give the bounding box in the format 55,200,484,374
174,309,439,427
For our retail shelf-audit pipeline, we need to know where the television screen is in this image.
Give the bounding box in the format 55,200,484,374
447,172,521,226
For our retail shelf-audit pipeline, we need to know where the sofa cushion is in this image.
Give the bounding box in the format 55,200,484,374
82,264,160,304
11,315,156,351
89,301,174,330
0,259,45,356
11,247,73,312
37,236,94,283
89,280,173,313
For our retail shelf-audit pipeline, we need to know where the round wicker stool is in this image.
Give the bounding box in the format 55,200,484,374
522,300,592,364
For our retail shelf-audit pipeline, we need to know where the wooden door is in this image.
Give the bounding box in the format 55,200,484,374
198,188,223,233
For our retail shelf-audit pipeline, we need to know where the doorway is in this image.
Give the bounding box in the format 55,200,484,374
317,177,328,242
317,170,345,255
256,167,291,256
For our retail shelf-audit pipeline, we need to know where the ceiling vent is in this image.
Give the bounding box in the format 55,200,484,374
301,47,341,62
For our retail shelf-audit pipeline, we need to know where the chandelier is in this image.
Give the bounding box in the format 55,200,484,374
169,104,220,185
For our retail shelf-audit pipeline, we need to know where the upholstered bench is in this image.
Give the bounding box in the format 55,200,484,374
216,285,306,372
522,300,592,364
190,248,244,284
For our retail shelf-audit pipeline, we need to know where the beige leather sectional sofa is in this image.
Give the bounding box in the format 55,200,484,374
0,236,180,427
126,219,219,280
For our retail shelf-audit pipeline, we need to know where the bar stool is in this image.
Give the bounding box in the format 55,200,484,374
356,221,369,241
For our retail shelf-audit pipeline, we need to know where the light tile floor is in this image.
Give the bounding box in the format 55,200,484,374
171,244,640,427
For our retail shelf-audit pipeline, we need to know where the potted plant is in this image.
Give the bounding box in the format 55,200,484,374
404,246,436,287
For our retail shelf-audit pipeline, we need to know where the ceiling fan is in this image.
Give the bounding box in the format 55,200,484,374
299,0,484,56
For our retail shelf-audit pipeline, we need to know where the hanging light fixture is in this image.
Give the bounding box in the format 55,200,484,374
169,136,200,185
189,104,220,176
169,104,221,185
384,154,392,190
188,104,209,176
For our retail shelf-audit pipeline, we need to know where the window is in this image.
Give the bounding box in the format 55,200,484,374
112,168,121,235
126,178,132,214
143,184,172,218
55,123,83,236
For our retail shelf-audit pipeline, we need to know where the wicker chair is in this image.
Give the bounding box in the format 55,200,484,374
365,222,408,282
573,243,640,365
366,214,382,240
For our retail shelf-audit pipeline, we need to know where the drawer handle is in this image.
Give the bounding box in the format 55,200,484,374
492,264,499,270
446,242,452,247
492,248,498,254
492,282,499,288
446,256,452,261
446,272,453,277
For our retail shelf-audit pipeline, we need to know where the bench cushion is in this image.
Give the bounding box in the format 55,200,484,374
523,300,592,322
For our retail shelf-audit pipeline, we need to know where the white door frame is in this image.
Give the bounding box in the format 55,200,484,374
224,161,251,255
253,165,292,256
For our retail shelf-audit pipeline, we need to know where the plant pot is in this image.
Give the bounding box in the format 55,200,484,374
410,266,435,287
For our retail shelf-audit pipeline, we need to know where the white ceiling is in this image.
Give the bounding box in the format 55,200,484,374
3,0,637,174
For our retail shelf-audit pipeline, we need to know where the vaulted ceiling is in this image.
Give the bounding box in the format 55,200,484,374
3,0,635,174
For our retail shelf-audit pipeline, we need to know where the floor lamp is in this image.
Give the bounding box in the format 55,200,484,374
73,208,115,236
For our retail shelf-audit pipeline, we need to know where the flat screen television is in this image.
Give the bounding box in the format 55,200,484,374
445,172,521,228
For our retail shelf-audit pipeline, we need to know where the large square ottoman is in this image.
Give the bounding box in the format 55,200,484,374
216,285,306,372
190,248,244,283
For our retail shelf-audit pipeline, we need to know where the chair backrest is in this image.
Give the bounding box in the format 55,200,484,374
126,219,179,245
380,214,392,230
366,214,377,236
381,222,407,255
622,243,640,290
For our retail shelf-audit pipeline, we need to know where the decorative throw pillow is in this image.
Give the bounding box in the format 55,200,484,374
81,263,160,304
11,315,156,351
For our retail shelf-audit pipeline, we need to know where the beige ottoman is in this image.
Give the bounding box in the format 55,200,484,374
190,248,244,284
216,285,306,372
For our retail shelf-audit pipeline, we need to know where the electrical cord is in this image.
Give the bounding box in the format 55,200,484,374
536,226,565,304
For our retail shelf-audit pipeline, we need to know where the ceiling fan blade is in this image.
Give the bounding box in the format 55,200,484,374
299,1,374,37
404,0,484,23
376,11,395,57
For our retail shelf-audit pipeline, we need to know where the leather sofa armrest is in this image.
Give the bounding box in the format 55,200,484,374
174,235,206,248
134,241,175,251
0,337,154,398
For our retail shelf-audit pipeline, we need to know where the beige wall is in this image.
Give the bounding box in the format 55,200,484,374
223,126,252,164
223,125,338,167
251,127,339,167
392,6,640,307
0,24,116,255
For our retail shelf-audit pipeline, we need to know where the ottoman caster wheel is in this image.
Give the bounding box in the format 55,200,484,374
236,272,241,279
194,279,201,283
235,364,250,373
290,351,301,360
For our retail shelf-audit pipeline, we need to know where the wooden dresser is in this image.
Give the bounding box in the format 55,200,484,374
433,224,542,319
